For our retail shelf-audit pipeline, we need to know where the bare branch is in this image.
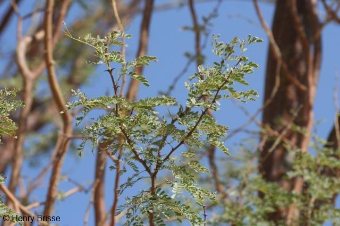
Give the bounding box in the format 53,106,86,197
43,0,72,216
0,184,48,226
126,0,155,101
321,0,340,24
253,0,307,91
0,0,22,36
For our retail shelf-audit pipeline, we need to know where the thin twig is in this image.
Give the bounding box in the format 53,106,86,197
162,77,230,164
0,0,22,35
321,0,340,24
111,0,128,97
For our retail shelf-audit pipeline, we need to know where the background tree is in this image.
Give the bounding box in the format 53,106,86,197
254,0,339,224
256,0,322,223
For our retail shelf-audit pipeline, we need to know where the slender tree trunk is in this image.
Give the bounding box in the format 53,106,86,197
94,145,107,226
259,0,321,223
126,0,154,101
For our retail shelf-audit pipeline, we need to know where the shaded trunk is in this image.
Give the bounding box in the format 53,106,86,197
325,114,340,150
259,0,321,223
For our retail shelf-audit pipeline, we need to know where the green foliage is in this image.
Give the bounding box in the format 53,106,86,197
208,138,340,226
68,31,260,225
0,89,22,142
0,89,22,224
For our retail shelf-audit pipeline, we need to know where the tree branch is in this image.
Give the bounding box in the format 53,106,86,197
252,0,307,92
0,0,22,36
0,184,48,225
126,0,155,101
162,78,230,163
43,0,72,216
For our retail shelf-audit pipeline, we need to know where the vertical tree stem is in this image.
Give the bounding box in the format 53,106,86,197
43,0,72,216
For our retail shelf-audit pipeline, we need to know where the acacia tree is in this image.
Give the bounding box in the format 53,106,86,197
254,0,339,224
0,0,142,225
256,0,322,222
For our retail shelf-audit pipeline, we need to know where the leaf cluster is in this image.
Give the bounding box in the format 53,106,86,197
0,89,22,142
0,89,22,224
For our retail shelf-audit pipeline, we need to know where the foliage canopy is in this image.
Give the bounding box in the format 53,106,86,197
67,31,261,225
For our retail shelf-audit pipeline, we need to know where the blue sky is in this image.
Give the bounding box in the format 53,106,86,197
1,0,339,225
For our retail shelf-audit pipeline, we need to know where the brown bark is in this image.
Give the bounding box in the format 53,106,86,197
2,0,72,180
258,0,321,223
0,184,47,225
0,139,14,173
94,145,107,226
8,79,34,193
43,0,73,216
126,0,155,102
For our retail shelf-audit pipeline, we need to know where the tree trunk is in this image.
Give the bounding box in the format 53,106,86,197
259,0,321,223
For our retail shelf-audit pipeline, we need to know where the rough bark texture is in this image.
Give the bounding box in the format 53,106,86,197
259,0,321,223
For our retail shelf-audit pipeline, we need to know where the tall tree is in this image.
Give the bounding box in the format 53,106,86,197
258,0,322,223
